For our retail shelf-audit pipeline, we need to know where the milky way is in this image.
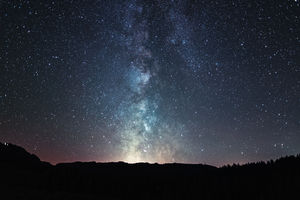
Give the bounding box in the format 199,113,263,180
0,0,300,166
111,1,190,163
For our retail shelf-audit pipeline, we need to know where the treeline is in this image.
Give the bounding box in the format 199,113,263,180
0,142,299,199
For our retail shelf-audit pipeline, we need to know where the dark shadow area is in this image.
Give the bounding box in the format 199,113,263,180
1,142,299,199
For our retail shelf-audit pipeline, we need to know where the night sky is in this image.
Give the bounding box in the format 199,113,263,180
1,0,300,166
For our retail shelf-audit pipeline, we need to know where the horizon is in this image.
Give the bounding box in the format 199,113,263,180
1,0,299,166
1,141,298,168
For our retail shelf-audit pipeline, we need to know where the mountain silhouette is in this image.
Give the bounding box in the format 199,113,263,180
0,142,299,200
0,142,51,168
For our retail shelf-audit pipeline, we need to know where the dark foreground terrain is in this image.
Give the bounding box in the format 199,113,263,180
0,142,299,200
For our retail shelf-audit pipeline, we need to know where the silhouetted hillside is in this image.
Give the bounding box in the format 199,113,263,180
0,142,51,168
0,142,299,200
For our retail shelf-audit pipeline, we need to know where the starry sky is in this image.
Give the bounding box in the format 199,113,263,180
0,0,300,166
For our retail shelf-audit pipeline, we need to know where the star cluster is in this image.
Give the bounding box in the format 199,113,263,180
0,0,300,166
